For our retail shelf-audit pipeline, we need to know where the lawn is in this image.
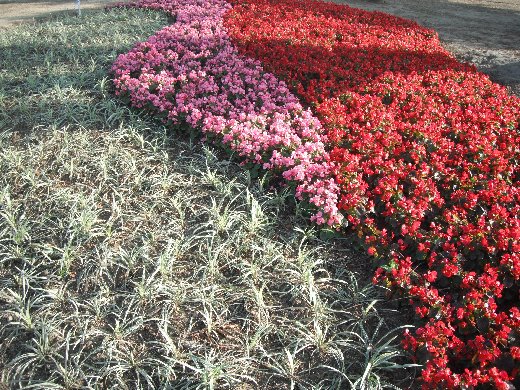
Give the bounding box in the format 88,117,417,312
0,6,414,390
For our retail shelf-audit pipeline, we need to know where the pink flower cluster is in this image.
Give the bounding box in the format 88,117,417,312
110,0,342,225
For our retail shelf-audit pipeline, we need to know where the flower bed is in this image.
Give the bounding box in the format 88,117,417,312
224,0,520,388
110,0,342,226
110,0,520,388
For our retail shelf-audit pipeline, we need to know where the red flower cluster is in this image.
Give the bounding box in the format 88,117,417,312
224,0,520,387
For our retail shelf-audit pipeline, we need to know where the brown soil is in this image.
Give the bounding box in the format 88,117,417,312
330,0,520,96
1,0,519,95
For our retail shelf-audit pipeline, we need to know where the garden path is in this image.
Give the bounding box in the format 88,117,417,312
0,0,124,28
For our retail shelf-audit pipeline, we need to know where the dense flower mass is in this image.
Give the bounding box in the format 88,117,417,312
224,0,520,388
111,0,520,388
110,0,343,226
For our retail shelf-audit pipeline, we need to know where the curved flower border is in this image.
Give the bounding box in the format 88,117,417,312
110,0,342,226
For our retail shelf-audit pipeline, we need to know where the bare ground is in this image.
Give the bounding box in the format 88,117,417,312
0,0,126,27
331,0,520,96
1,0,519,95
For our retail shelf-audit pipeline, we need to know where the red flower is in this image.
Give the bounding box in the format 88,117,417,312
222,0,520,387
